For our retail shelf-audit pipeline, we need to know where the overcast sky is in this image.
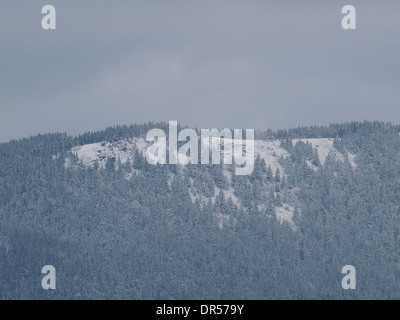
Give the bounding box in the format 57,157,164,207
1,0,399,142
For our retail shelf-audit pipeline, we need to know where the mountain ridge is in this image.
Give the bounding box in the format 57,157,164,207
1,121,399,299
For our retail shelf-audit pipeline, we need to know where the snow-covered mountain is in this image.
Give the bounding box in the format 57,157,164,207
63,136,356,229
66,137,356,172
3,121,400,300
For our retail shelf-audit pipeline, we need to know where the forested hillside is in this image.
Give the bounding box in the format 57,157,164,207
1,121,399,299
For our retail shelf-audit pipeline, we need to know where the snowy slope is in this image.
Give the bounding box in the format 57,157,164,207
276,204,297,230
63,136,356,230
66,137,290,171
254,139,289,173
67,137,354,171
67,137,148,169
292,138,357,169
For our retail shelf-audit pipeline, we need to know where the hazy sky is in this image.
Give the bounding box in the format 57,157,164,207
1,0,399,142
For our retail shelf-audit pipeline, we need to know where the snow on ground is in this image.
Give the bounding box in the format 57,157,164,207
63,136,336,230
66,137,147,169
275,204,296,230
217,138,288,173
254,140,289,173
347,152,357,169
66,137,290,173
188,187,198,204
292,138,342,165
66,136,356,172
64,137,353,228
213,212,233,230
211,185,241,207
221,166,240,206
292,138,356,169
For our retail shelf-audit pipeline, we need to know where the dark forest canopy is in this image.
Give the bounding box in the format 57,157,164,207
1,121,399,299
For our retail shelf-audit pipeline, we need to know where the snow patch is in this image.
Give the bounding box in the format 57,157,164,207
222,166,241,206
292,138,340,165
66,137,289,174
66,137,147,169
254,140,289,173
347,152,357,169
65,137,355,172
292,138,356,169
213,212,233,229
275,204,296,230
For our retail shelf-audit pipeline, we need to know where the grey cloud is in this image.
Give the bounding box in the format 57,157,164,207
1,0,399,142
